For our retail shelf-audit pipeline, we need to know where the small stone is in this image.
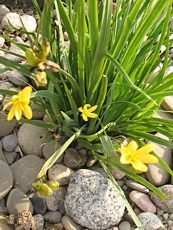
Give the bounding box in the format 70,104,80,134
163,213,169,220
1,12,21,31
64,169,125,229
4,151,17,164
138,212,162,230
48,164,74,185
129,191,156,213
7,188,33,215
21,14,37,32
31,195,47,215
43,139,63,163
86,156,97,167
11,155,45,193
33,214,44,230
146,133,172,186
46,189,64,211
43,211,62,224
168,220,173,226
8,70,28,87
5,41,25,62
1,134,17,152
169,214,173,220
110,166,125,180
64,148,87,169
162,96,173,111
64,32,69,41
31,104,45,120
62,215,82,230
151,185,173,213
18,124,48,157
0,141,7,162
0,5,10,21
0,199,8,214
125,180,149,193
0,112,16,138
0,160,13,199
53,223,64,230
0,216,13,230
0,36,5,48
119,221,131,230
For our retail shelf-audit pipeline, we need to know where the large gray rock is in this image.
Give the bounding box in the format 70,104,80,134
0,160,13,199
146,133,172,186
7,188,33,215
18,124,48,157
64,169,125,229
11,155,45,193
0,112,16,138
151,185,173,213
138,212,162,230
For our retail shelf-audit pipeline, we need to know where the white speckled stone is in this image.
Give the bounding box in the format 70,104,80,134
138,212,162,230
64,169,125,229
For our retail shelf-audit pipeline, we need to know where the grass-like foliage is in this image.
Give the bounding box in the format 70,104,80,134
0,0,173,228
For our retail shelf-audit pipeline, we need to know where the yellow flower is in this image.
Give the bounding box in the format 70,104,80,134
79,104,98,121
25,48,40,67
3,86,32,121
47,181,59,191
35,71,47,87
120,141,158,172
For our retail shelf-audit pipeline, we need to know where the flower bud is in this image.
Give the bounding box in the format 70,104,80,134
25,48,39,67
35,71,47,87
47,181,60,191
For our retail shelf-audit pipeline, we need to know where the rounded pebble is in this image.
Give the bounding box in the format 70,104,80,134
62,215,82,230
43,211,62,224
48,164,74,185
119,221,131,230
7,188,33,215
0,160,13,199
1,12,21,31
64,148,87,169
0,112,16,138
1,134,17,152
18,124,48,157
138,212,162,230
129,191,156,213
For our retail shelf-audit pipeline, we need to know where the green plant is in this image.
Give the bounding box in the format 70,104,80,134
1,0,173,228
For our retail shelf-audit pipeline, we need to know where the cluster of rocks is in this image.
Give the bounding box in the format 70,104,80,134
1,3,173,230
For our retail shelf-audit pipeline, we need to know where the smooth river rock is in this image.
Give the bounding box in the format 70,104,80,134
151,185,173,213
18,124,48,157
64,169,125,229
0,160,13,199
11,155,45,193
7,188,33,215
0,112,16,138
138,212,162,230
146,133,172,186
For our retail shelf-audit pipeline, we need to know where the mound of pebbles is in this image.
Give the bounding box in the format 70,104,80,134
1,3,173,230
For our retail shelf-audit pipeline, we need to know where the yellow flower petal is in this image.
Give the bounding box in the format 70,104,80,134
120,155,130,164
14,104,22,121
127,141,138,153
131,159,148,172
7,105,16,121
19,86,32,103
88,105,97,113
78,107,84,112
84,104,91,110
22,104,32,120
137,153,158,164
82,113,88,121
87,112,98,118
135,144,154,156
3,101,12,111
